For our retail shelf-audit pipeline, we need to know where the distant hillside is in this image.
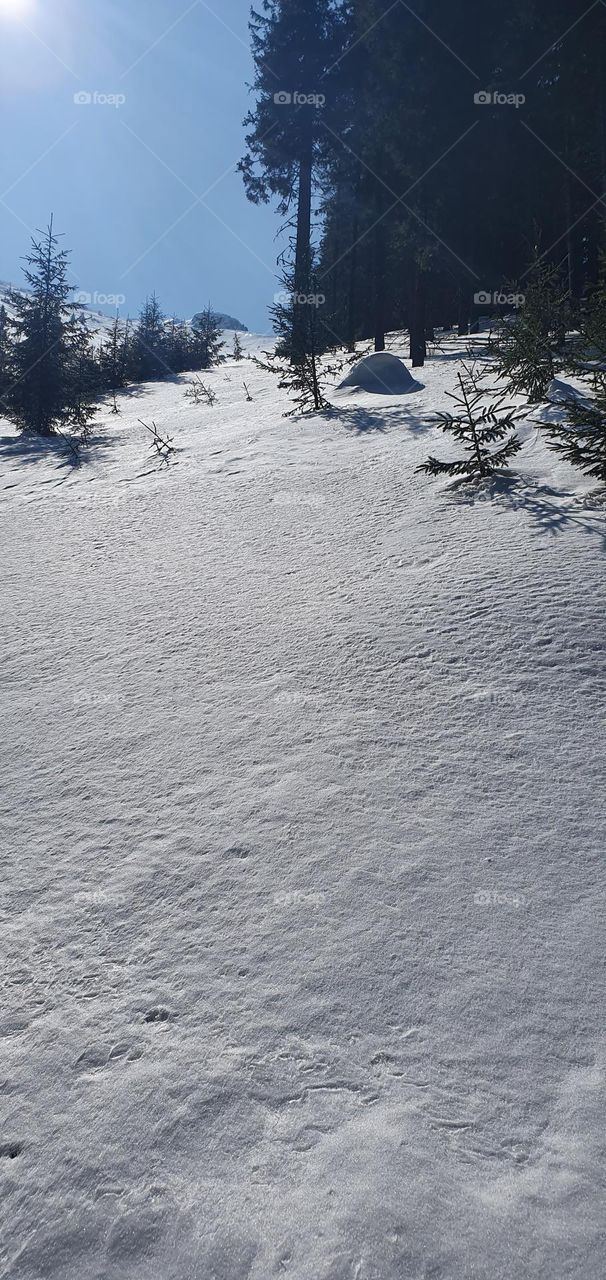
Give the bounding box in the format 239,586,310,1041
0,284,247,337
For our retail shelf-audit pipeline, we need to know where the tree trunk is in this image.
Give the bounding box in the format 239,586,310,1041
373,219,386,351
410,267,426,368
292,133,313,363
346,212,359,352
457,287,471,337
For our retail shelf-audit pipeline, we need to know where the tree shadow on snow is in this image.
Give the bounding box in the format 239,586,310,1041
0,426,115,475
446,473,606,548
328,402,432,436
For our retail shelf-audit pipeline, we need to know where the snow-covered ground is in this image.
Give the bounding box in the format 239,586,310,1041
1,334,605,1280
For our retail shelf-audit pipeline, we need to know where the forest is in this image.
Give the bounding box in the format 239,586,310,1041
241,0,606,364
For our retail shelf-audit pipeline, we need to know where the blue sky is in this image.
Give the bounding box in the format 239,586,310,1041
0,0,281,332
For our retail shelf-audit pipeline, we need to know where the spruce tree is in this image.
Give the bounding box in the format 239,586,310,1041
232,332,244,361
165,317,193,375
495,265,569,403
65,314,99,439
0,305,15,415
7,218,78,435
543,378,606,486
130,294,168,382
239,0,344,361
191,306,225,370
99,315,129,412
417,363,523,480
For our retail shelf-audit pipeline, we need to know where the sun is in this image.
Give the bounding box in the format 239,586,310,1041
0,0,33,15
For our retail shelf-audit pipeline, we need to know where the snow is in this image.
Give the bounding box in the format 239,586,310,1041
1,333,605,1280
337,350,422,394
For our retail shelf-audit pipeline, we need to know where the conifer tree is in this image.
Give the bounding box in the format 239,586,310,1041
232,332,244,361
165,317,193,375
99,315,129,412
65,314,99,439
0,305,15,414
130,294,168,382
7,218,79,435
239,0,344,361
543,378,606,486
579,260,606,369
417,363,523,480
191,306,225,370
495,265,569,403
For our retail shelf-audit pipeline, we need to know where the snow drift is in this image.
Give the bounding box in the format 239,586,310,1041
337,351,422,394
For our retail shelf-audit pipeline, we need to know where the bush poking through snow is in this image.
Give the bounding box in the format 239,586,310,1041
243,382,253,402
138,419,175,465
417,363,523,481
253,348,339,415
184,378,217,407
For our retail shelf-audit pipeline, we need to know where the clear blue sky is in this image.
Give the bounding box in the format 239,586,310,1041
0,0,281,332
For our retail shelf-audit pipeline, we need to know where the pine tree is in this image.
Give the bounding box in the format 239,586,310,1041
65,315,99,439
165,316,193,375
191,306,225,370
578,259,606,369
417,363,523,480
0,305,16,414
130,294,168,382
99,315,129,412
232,332,244,361
6,218,78,435
239,0,344,361
495,265,569,403
542,377,606,486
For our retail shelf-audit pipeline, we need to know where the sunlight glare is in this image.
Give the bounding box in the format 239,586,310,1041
0,0,33,17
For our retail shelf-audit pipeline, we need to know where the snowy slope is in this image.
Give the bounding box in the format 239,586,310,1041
0,335,605,1280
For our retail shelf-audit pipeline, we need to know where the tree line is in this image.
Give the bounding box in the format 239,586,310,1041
0,220,227,438
240,0,606,365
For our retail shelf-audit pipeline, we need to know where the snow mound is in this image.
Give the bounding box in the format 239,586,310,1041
337,351,422,395
547,378,588,404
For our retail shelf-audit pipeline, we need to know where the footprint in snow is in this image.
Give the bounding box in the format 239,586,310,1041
74,1042,144,1071
144,1006,172,1024
0,1141,23,1159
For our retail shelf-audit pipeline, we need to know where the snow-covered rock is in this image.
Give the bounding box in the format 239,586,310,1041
192,310,248,333
337,350,422,394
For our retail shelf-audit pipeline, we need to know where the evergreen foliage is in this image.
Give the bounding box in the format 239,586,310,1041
191,306,226,370
6,219,97,436
417,363,523,480
542,380,606,486
494,266,569,403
